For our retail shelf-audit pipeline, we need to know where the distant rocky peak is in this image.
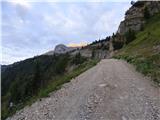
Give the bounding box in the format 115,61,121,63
54,44,70,54
44,44,78,55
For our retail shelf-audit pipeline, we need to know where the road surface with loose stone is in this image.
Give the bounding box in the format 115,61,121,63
7,59,160,120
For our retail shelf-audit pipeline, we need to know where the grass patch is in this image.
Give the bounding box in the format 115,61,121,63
114,54,160,86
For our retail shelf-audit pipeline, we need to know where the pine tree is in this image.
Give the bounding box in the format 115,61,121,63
91,50,95,58
32,62,41,94
144,7,150,19
125,29,136,44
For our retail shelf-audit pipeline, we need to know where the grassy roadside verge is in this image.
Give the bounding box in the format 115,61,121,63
114,55,160,86
3,59,100,120
113,13,160,86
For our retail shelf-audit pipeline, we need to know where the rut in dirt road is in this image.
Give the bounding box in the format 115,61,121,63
7,59,160,120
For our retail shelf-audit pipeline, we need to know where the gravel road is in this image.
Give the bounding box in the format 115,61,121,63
7,59,160,120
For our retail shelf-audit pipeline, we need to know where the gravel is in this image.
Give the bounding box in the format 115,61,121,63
7,59,160,120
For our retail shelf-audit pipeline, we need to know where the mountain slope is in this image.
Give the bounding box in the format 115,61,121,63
6,59,160,120
115,13,160,85
2,53,98,120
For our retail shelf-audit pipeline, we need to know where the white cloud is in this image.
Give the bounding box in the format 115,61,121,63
92,10,117,39
67,41,88,47
8,0,31,9
43,6,86,37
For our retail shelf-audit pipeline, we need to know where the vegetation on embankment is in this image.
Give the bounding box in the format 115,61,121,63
114,13,160,86
38,59,99,98
2,53,99,120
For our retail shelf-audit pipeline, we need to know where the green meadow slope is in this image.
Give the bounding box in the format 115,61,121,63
115,13,160,85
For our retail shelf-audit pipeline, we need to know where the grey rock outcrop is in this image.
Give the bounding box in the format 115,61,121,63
118,1,160,35
70,40,110,59
54,44,75,54
44,44,78,55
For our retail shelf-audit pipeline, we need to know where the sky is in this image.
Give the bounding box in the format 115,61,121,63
1,0,131,65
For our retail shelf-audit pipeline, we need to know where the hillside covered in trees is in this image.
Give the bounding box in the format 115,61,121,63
2,53,99,119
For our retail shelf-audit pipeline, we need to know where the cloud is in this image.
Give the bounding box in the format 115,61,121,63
67,41,88,47
7,0,31,9
93,10,116,37
1,1,130,64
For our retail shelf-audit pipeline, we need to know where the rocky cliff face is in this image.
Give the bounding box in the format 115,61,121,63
118,1,160,35
70,40,110,59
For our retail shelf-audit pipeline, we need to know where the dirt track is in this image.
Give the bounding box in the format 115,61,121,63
7,59,160,120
